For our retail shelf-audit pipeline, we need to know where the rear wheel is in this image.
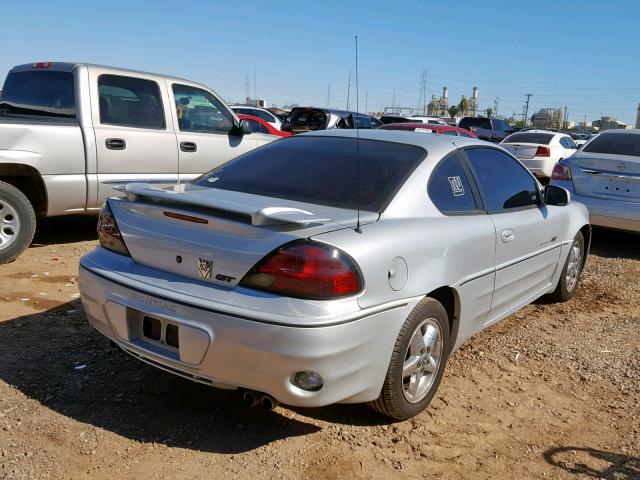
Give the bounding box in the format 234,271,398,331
546,231,584,302
369,298,450,420
0,181,36,264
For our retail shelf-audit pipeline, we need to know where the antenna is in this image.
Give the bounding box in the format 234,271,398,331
354,35,362,234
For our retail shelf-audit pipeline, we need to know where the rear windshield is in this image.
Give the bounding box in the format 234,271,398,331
193,136,426,212
582,133,640,157
0,71,75,118
503,132,554,145
287,109,328,132
458,118,492,129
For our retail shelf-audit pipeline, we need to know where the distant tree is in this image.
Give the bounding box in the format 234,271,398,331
448,105,458,118
458,96,469,117
486,107,493,118
514,120,526,128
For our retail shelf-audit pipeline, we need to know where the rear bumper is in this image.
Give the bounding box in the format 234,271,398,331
78,262,415,407
550,179,640,233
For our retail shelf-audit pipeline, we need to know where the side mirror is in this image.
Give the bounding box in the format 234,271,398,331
544,185,570,206
229,118,252,136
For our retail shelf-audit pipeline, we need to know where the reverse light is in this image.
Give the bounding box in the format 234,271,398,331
97,201,130,256
240,241,362,299
551,162,572,181
292,371,324,391
535,146,551,157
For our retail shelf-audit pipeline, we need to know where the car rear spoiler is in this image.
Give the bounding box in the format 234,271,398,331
120,183,330,227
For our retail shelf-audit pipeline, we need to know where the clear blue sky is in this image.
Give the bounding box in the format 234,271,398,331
1,0,639,124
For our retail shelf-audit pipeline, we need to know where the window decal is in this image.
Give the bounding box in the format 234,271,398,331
448,176,465,196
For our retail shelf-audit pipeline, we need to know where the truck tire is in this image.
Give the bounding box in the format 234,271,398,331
0,181,37,264
368,298,450,420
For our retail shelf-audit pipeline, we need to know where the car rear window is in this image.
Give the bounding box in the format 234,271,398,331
503,133,554,144
194,136,426,212
0,71,75,118
459,117,491,129
582,133,640,157
287,109,328,132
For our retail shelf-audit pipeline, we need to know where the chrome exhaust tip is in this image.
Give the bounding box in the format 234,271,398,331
243,390,259,407
260,395,278,410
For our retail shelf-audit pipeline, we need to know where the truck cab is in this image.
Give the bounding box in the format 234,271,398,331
0,62,275,263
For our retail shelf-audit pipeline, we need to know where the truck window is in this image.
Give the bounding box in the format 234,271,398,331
98,75,165,129
172,84,234,134
0,71,75,118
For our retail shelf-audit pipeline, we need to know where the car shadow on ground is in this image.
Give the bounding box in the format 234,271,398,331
0,302,390,454
589,227,639,260
30,215,98,247
544,446,640,480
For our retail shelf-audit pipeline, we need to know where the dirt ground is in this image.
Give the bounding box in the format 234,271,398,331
0,216,638,480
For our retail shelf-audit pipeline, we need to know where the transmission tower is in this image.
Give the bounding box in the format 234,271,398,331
417,70,428,115
244,74,251,102
523,93,533,125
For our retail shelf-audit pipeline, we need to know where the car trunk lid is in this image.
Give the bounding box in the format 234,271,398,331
109,182,378,289
572,153,640,201
501,143,540,159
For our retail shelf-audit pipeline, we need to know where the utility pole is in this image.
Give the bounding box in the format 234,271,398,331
326,84,331,108
253,67,257,99
346,69,351,110
494,97,499,117
563,105,568,130
365,91,368,114
392,88,396,112
523,93,533,126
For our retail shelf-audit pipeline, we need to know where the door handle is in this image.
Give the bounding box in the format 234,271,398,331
180,141,197,153
501,228,515,243
105,138,126,150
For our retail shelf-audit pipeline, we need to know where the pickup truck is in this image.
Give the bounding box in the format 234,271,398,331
458,116,514,142
0,62,275,263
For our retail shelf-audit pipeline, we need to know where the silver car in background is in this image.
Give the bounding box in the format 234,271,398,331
551,129,640,232
79,130,590,420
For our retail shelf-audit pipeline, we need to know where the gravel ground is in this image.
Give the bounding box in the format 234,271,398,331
0,217,638,480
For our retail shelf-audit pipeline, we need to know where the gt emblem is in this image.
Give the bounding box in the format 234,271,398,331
197,258,214,279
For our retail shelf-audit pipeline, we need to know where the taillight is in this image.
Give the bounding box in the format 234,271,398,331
97,201,130,256
535,146,551,157
240,241,362,299
551,162,572,181
32,62,52,68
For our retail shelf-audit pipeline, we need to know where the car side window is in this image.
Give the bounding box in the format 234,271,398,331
98,75,165,129
172,84,234,134
443,130,458,136
428,154,478,214
562,137,577,149
465,148,539,212
245,118,269,134
255,110,275,123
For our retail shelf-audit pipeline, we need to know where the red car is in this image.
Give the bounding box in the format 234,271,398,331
378,122,478,138
238,114,291,137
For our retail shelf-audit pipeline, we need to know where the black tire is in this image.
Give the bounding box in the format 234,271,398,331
0,181,36,264
369,297,450,421
546,231,585,303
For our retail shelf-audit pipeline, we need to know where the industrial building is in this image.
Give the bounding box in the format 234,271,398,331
592,116,629,131
531,108,563,130
427,87,449,117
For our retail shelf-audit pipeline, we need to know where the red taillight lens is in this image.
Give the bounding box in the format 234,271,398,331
97,201,130,256
32,62,52,68
551,162,572,181
535,146,551,157
240,242,362,299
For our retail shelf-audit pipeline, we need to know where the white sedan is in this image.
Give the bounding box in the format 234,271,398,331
501,130,579,179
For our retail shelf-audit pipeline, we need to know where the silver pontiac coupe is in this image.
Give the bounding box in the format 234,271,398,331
79,130,590,420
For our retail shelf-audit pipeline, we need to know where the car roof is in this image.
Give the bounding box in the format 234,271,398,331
301,128,486,152
597,129,640,136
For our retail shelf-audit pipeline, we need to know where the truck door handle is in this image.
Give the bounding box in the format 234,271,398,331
180,141,197,153
501,228,515,243
105,138,126,150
